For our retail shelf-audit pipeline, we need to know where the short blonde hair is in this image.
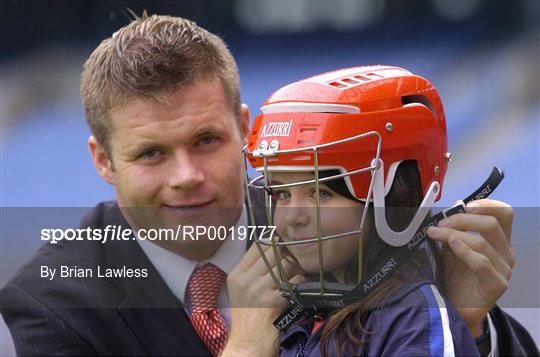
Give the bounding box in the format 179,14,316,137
80,14,240,153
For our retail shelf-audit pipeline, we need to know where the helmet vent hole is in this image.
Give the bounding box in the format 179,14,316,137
366,72,383,79
342,78,359,85
353,75,371,81
401,95,435,114
329,81,347,88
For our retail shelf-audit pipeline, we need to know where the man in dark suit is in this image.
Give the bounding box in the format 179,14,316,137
1,13,537,356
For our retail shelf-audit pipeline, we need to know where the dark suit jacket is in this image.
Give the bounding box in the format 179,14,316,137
1,201,211,355
1,198,538,356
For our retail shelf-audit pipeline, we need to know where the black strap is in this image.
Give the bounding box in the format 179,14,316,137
274,166,505,331
463,167,504,204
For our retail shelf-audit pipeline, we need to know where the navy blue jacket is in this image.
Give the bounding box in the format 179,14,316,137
281,281,478,357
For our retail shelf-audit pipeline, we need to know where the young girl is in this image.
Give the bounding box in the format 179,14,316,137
241,66,481,356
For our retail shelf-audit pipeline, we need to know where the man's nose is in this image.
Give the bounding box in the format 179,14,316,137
167,151,205,190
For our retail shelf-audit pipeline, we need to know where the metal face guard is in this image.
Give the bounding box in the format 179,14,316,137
243,130,441,302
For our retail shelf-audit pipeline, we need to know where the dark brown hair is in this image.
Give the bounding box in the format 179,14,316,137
80,13,240,155
319,160,445,356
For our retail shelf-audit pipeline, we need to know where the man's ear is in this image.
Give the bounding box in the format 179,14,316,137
88,135,115,185
240,103,250,145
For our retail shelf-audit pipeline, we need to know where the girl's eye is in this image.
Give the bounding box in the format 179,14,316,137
312,188,332,199
274,190,291,201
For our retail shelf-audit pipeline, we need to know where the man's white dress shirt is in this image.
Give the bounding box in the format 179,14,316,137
137,208,247,328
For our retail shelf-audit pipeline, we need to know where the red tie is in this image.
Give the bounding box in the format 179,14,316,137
187,263,228,356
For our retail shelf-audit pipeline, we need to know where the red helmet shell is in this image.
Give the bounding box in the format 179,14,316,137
246,65,448,201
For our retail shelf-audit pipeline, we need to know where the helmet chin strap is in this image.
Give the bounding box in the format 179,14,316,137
372,159,440,247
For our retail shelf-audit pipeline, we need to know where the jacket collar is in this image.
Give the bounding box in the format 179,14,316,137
279,277,436,346
92,202,210,355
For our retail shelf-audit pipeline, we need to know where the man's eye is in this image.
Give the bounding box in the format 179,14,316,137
139,149,162,160
197,136,219,146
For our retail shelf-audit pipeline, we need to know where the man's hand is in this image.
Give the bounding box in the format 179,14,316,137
221,243,299,357
427,199,515,338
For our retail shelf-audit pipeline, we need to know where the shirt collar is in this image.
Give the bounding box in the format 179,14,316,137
136,207,247,304
487,312,499,357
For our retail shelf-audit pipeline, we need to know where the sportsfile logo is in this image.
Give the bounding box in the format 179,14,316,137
260,119,293,137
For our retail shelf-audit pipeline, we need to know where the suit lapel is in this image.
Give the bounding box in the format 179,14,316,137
100,203,211,356
94,195,266,355
116,278,210,356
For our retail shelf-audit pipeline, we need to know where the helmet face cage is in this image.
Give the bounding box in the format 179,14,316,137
243,65,448,306
243,131,382,304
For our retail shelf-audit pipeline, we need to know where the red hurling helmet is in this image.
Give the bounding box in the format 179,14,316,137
247,65,447,200
243,65,451,304
244,65,449,247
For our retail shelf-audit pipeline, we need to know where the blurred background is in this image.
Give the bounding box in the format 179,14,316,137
1,0,538,354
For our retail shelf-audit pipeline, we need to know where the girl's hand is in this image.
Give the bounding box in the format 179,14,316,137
222,243,299,356
427,199,515,338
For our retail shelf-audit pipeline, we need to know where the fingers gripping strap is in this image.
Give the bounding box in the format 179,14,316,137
273,167,505,331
